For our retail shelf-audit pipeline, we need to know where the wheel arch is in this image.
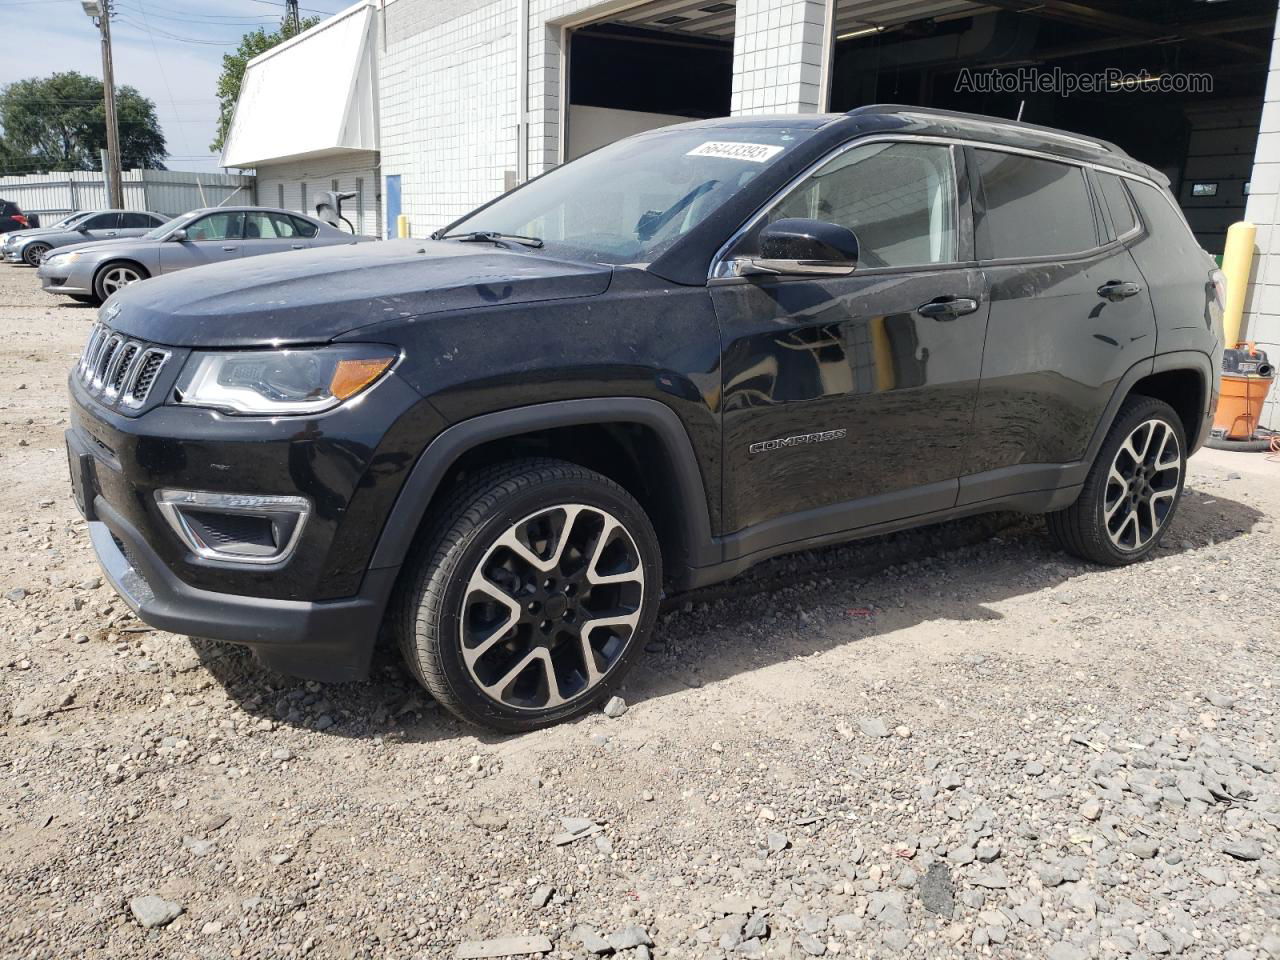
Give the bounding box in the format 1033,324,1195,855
368,398,719,587
93,257,150,292
1086,351,1214,467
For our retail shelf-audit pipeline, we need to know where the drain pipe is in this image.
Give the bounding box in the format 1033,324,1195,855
516,0,529,184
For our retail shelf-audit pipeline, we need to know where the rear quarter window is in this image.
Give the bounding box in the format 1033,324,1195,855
976,150,1098,260
291,216,319,238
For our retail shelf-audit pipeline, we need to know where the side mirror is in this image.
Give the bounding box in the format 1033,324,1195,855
736,218,858,277
76,223,90,233
168,228,188,242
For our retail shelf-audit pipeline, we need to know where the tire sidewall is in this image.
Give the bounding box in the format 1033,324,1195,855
1088,399,1187,564
24,243,49,267
424,474,661,731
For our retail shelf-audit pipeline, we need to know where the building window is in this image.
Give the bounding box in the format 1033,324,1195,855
355,177,364,231
301,182,307,216
277,184,284,209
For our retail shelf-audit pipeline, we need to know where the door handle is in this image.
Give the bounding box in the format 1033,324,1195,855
222,245,237,251
104,231,117,237
291,243,305,249
1098,280,1142,302
917,296,980,320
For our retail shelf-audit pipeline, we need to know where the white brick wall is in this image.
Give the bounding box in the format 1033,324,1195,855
730,0,826,114
380,0,519,234
254,151,382,237
1239,0,1280,430
380,0,836,227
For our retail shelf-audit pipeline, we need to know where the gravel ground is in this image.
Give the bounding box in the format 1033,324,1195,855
1,263,1278,960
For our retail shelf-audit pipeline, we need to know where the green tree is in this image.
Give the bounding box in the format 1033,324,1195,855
0,71,167,173
211,16,321,155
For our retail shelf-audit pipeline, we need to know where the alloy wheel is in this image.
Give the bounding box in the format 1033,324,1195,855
1102,418,1181,552
461,503,645,711
23,244,49,267
100,266,142,296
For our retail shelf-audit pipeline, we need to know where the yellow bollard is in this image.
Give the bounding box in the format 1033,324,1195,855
1220,221,1256,348
396,213,410,239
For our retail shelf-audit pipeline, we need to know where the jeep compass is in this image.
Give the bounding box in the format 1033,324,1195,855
67,106,1224,731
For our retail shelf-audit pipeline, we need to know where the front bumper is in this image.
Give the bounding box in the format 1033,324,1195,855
68,360,444,680
39,260,94,295
86,493,397,680
4,248,28,263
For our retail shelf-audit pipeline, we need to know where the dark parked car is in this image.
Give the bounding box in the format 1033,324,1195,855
67,106,1223,731
0,199,32,234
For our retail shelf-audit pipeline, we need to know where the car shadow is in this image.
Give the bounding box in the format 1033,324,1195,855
190,482,1265,744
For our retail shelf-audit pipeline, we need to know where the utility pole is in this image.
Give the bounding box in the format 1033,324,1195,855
285,0,300,33
82,0,123,209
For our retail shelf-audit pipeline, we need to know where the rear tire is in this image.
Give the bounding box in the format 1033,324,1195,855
93,261,149,302
1047,395,1187,565
23,242,50,267
392,458,661,732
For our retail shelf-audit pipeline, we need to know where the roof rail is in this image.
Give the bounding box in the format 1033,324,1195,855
846,104,1126,157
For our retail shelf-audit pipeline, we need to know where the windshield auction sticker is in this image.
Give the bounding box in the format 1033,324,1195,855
687,141,786,163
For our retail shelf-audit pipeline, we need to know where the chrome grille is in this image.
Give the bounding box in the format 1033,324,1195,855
75,322,170,410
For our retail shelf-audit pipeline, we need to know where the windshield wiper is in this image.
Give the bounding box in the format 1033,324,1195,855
433,230,544,249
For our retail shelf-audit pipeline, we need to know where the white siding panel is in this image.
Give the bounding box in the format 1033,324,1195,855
254,152,382,237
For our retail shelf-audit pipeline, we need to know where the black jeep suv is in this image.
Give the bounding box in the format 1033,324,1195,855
67,106,1223,730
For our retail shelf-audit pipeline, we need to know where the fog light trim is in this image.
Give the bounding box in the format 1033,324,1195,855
154,489,311,566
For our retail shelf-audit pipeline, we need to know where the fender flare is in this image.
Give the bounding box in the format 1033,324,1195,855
367,397,718,574
1083,350,1214,470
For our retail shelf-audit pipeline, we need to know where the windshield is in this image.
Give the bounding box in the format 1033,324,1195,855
55,212,91,229
447,126,814,265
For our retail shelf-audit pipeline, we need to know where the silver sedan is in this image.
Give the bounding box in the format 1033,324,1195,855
37,206,371,304
5,209,169,266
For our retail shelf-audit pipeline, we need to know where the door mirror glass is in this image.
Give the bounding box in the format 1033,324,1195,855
168,228,188,242
740,218,859,276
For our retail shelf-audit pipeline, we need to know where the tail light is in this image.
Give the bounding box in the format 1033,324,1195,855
11,215,28,227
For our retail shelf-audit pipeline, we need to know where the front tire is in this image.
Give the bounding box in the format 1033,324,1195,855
93,261,148,302
393,458,661,732
1047,395,1187,565
23,242,50,267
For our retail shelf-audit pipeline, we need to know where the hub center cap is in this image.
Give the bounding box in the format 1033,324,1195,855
544,594,569,619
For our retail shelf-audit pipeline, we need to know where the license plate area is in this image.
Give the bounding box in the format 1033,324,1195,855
66,437,97,521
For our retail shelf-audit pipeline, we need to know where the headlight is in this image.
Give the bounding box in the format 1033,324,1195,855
175,344,396,415
46,251,79,264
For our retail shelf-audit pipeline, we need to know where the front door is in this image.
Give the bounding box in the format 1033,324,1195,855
160,211,245,273
712,139,989,541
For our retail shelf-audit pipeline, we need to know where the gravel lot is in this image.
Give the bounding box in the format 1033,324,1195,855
1,263,1278,960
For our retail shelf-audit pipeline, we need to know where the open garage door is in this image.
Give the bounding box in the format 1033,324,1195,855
828,0,1277,256
563,2,735,161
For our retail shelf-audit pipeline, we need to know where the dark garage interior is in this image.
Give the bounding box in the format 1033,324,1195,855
829,0,1277,255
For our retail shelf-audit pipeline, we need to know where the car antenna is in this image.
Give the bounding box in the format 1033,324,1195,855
1016,100,1026,122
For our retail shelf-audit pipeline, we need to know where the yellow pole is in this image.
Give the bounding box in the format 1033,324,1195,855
396,213,410,239
1220,221,1256,349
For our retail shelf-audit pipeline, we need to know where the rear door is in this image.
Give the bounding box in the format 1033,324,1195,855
711,139,989,537
963,148,1157,500
79,212,122,241
159,211,244,272
240,211,309,258
118,212,158,237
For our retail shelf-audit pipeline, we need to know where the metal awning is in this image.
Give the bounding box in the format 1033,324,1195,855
220,0,379,169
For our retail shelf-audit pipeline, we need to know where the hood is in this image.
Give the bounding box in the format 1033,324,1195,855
5,225,75,244
46,237,140,257
106,239,614,347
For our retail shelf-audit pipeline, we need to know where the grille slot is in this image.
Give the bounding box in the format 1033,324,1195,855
75,322,170,410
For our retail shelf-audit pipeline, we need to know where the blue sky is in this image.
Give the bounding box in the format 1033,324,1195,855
0,0,350,173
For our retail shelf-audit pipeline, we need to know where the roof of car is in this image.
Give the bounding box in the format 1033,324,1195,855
676,104,1166,185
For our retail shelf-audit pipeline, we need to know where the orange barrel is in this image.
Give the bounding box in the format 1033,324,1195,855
1214,344,1275,440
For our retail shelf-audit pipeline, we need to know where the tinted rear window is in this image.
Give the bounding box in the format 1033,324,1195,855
120,212,154,228
1097,173,1138,238
291,216,318,238
976,150,1098,259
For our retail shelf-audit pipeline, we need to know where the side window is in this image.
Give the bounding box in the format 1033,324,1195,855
267,213,300,238
185,212,243,241
83,213,120,230
120,212,153,228
975,150,1097,259
757,141,958,268
1097,173,1139,238
291,216,319,238
148,215,167,227
242,212,281,239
